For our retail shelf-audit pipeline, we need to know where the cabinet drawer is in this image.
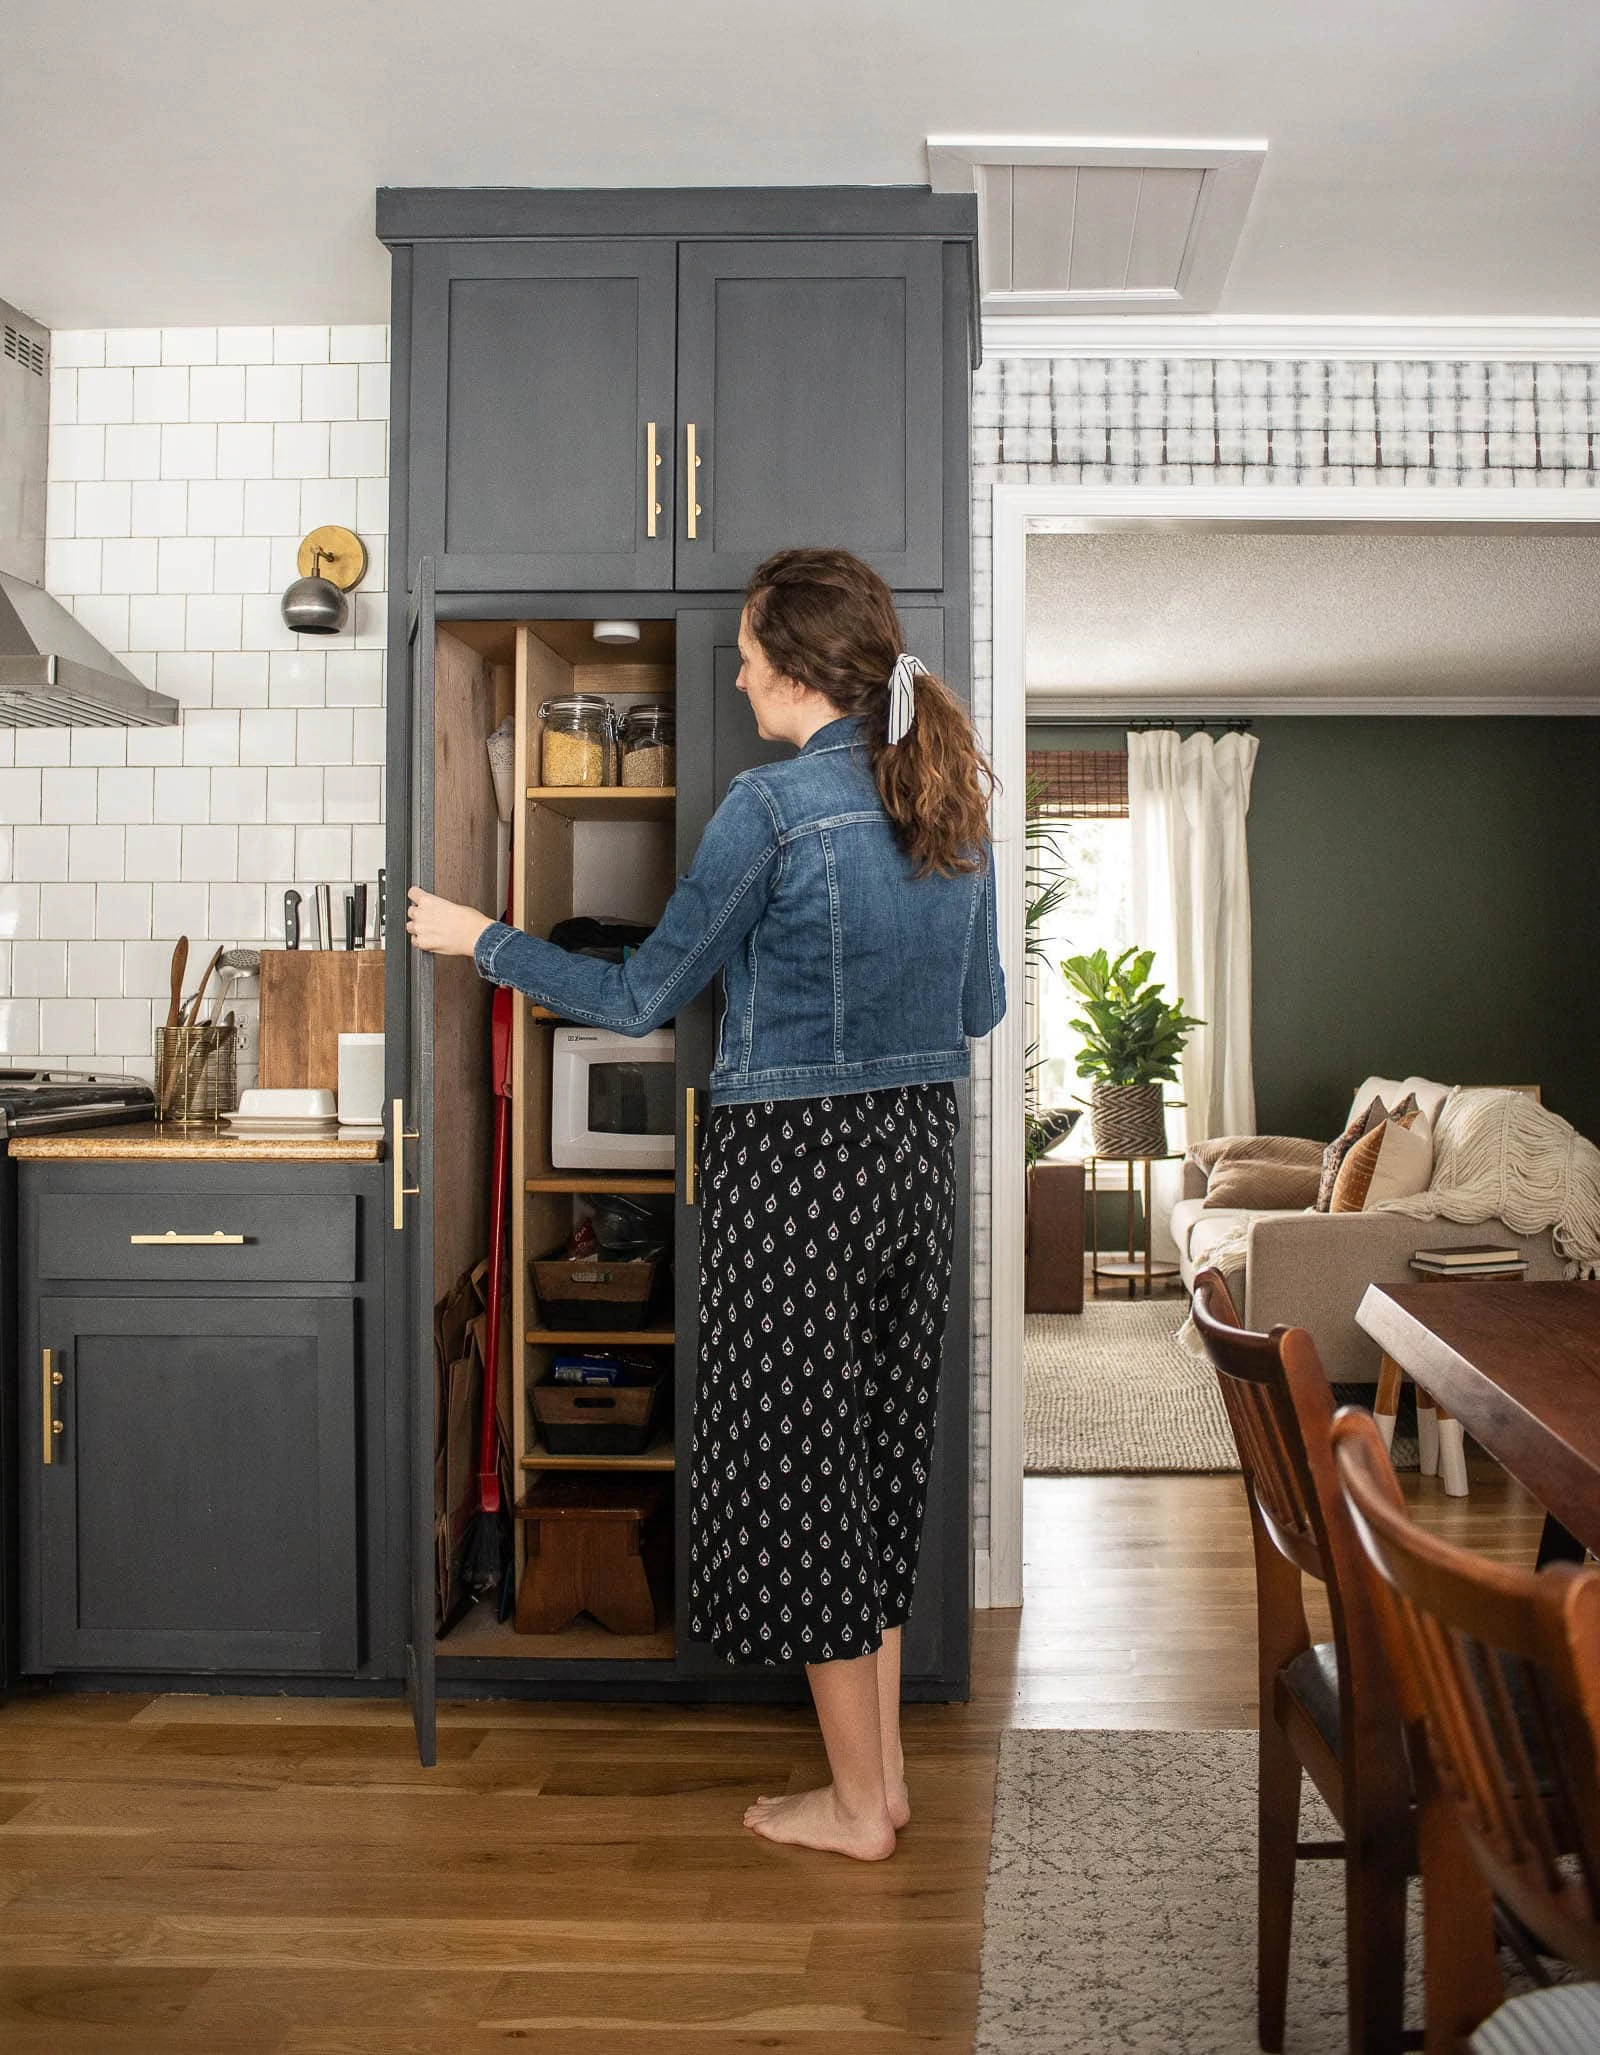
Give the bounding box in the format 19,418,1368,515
36,1191,359,1283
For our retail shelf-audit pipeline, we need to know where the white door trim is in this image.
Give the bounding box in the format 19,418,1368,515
986,481,1600,1610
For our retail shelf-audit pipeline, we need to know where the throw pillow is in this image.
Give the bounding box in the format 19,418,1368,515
1315,1093,1419,1212
1203,1159,1324,1210
1190,1134,1326,1178
1330,1110,1433,1212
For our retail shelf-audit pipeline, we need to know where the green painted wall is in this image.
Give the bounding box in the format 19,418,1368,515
1028,719,1600,1146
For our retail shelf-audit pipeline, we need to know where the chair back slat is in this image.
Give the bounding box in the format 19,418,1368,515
1333,1408,1600,1974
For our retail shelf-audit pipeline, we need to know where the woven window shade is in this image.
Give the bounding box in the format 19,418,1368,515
1026,750,1128,819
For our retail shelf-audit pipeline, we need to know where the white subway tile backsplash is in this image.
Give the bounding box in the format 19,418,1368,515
306,479,358,530
351,824,385,880
68,940,124,996
103,423,164,481
157,536,215,594
239,708,296,765
210,766,267,823
217,327,274,364
357,362,391,420
76,366,135,425
105,330,162,367
67,727,127,769
133,365,190,424
352,708,386,765
243,478,300,534
187,365,246,421
50,425,106,481
212,537,270,594
41,768,99,825
357,476,388,532
0,881,41,938
185,594,244,651
97,768,155,824
329,420,387,478
296,709,353,764
268,649,326,706
155,651,214,708
101,537,159,593
266,767,323,823
210,883,266,939
49,368,77,426
297,825,351,879
124,727,185,769
301,364,359,420
121,939,176,999
128,593,188,649
212,650,271,707
16,732,71,768
242,594,298,654
162,328,219,366
123,825,182,881
46,481,76,535
73,481,132,538
11,940,68,997
246,364,300,421
154,766,213,824
216,423,275,479
0,1000,40,1053
94,883,153,938
52,331,106,368
323,765,381,822
324,648,384,705
45,537,101,592
330,325,387,363
96,997,153,1057
274,326,329,365
0,768,42,823
40,999,97,1052
275,421,329,478
71,594,130,652
239,823,297,879
182,825,238,882
132,480,189,537
186,479,245,536
180,710,240,766
162,423,218,480
68,825,125,882
39,883,97,939
151,883,210,935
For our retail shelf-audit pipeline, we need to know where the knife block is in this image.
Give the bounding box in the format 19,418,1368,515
257,950,385,1093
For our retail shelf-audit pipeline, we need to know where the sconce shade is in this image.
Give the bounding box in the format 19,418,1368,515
281,574,349,634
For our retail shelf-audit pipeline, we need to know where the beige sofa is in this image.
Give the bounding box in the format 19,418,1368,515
1171,1075,1567,1382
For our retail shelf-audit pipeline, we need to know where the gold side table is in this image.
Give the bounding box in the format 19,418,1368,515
1085,1151,1183,1298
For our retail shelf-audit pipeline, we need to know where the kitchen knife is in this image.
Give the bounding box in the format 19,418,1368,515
317,883,333,952
353,881,368,949
344,892,356,953
283,890,301,950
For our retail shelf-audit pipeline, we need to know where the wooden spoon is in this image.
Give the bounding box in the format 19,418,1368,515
165,937,189,1032
184,945,226,1028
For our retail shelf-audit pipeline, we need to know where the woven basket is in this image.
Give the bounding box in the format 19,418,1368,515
1089,1082,1168,1158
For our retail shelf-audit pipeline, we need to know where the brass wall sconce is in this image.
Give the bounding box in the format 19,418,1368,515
281,525,369,635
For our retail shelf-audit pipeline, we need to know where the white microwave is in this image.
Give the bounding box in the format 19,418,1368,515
550,1026,676,1171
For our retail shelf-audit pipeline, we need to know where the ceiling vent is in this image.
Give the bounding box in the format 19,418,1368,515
927,138,1266,320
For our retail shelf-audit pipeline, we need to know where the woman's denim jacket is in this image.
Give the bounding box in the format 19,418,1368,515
473,715,1006,1106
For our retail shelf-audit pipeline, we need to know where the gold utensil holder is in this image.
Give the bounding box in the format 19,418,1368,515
156,1022,237,1127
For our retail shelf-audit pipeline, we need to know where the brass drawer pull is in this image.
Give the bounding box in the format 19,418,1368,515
392,1096,421,1231
646,420,661,538
42,1347,63,1466
685,421,701,539
129,1229,246,1246
685,1086,697,1207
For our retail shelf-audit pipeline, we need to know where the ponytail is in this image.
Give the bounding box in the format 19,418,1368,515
744,548,995,878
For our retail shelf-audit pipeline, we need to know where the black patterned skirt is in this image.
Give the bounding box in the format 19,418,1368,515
686,1083,959,1666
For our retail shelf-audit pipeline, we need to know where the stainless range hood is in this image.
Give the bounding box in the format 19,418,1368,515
0,296,179,727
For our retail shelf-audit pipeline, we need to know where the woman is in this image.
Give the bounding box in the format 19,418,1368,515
408,547,1005,1861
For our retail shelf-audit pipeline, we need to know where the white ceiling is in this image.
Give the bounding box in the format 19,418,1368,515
1025,529,1600,708
4,2,1600,328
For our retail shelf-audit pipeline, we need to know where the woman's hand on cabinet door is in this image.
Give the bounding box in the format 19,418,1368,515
406,885,495,959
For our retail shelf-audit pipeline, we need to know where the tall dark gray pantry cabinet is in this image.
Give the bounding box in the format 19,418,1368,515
379,189,979,1763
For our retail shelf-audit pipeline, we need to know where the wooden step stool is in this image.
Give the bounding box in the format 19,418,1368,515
515,1475,666,1636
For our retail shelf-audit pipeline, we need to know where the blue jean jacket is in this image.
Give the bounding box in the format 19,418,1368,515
473,715,1005,1105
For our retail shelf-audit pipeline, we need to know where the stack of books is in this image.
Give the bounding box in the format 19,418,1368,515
1410,1244,1527,1279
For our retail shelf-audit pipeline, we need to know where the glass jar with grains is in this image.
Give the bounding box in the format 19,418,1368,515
539,695,616,787
618,702,676,788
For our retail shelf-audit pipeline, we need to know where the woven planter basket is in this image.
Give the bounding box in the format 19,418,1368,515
1089,1082,1168,1158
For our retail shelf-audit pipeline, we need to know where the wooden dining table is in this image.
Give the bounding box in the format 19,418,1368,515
1355,1279,1600,1559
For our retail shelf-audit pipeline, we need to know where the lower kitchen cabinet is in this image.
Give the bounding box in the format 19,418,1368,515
15,1160,395,1683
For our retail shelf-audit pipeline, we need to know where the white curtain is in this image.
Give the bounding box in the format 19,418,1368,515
1127,729,1259,1148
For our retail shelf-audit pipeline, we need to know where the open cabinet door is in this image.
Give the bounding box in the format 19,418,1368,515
388,559,437,1766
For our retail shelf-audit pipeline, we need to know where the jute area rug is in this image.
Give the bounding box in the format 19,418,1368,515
976,1727,1418,2054
1025,1297,1236,1474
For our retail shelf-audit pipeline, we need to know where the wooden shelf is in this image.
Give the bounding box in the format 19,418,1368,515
525,786,675,822
526,1173,675,1194
526,1328,675,1345
521,1434,676,1472
437,1596,674,1663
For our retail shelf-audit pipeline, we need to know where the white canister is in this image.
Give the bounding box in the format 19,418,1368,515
337,1032,385,1128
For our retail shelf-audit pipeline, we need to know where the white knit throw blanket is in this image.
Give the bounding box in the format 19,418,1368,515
1376,1086,1600,1273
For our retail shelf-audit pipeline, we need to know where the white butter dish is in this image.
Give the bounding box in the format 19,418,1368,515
236,1087,337,1120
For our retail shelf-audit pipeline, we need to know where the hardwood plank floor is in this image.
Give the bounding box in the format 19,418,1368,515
0,1457,1548,2051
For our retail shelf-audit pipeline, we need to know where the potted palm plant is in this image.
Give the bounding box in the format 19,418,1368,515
1023,776,1080,1167
1061,946,1203,1158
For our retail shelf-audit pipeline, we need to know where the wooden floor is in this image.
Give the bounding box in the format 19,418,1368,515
0,1458,1548,2051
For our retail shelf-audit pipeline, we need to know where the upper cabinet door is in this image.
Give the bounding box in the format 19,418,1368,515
409,242,677,592
674,242,945,592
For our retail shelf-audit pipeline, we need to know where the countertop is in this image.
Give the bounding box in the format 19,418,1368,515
10,1122,385,1162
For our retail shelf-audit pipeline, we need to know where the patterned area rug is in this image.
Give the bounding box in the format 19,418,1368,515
976,1727,1419,2054
1025,1297,1237,1474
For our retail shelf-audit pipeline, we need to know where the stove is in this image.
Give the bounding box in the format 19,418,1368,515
0,1069,155,1140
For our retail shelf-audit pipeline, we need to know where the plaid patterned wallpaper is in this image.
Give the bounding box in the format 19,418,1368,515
965,353,1600,1574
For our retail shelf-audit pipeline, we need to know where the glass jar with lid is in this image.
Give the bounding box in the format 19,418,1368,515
618,702,676,788
539,694,617,787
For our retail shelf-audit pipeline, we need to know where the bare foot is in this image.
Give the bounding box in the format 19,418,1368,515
742,1784,897,1861
885,1775,911,1830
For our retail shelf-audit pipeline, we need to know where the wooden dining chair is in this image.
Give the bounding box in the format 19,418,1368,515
1332,1407,1600,2055
1191,1266,1416,2054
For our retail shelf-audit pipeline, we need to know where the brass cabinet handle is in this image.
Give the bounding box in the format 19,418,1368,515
685,422,702,540
129,1229,246,1246
685,1086,697,1207
392,1096,421,1231
646,420,661,538
42,1347,63,1466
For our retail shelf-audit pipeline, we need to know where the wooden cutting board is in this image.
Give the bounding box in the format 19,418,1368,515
257,950,385,1091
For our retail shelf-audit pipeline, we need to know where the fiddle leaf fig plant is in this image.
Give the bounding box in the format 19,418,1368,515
1060,946,1203,1088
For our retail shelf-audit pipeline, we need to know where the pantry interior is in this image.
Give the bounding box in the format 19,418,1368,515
428,614,686,1677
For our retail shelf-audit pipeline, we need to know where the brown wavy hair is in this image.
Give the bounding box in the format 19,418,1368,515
743,548,995,876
